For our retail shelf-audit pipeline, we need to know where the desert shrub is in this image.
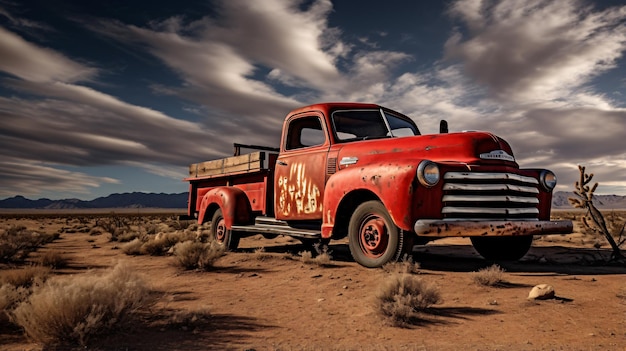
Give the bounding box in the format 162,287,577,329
298,250,333,266
472,264,506,287
383,256,421,274
116,231,142,243
173,240,224,270
169,219,194,231
142,231,193,256
11,262,151,346
0,226,57,263
252,247,274,261
298,243,333,266
472,264,505,286
97,216,131,242
376,273,441,326
122,238,145,255
0,266,51,288
0,284,30,325
38,250,69,269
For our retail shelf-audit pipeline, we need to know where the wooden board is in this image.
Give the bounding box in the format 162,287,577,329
189,152,267,178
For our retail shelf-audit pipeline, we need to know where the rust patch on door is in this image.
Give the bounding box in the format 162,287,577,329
277,162,322,217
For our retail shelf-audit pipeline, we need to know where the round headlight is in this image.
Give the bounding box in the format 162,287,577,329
417,161,440,187
540,170,557,191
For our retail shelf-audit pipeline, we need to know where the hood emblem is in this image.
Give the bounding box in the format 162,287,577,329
479,150,515,162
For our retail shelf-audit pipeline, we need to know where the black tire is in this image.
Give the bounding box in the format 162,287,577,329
348,200,412,268
210,209,239,251
470,236,533,261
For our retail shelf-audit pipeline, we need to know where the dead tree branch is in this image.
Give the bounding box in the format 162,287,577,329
568,165,623,261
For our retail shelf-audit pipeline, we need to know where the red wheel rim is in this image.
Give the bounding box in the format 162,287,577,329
215,217,226,243
359,215,388,258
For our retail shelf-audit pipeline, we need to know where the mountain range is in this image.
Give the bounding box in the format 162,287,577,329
0,192,188,209
1,191,625,210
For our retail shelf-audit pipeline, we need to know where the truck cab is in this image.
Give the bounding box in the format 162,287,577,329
185,102,573,268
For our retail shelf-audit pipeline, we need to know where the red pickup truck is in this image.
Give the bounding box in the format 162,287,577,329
184,102,573,268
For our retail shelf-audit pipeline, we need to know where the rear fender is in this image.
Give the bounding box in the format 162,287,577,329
322,162,417,237
198,187,252,227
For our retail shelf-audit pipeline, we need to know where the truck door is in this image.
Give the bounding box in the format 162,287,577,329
275,113,330,221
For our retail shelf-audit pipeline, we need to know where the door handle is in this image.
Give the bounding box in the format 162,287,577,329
277,160,288,166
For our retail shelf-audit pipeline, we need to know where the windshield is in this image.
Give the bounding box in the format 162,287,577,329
331,109,419,141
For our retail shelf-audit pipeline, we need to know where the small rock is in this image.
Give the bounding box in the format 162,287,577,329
528,284,555,300
342,285,348,289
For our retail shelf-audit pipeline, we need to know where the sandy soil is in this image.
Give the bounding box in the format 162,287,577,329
1,213,625,351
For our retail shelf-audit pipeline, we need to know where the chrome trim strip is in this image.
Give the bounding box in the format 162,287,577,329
442,195,539,204
443,183,539,193
444,172,538,184
441,207,539,215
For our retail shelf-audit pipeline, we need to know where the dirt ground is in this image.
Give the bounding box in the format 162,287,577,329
1,212,626,351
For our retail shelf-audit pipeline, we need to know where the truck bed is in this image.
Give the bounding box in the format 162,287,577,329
186,151,278,217
188,151,276,179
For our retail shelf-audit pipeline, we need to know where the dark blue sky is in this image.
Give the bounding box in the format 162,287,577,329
1,0,625,200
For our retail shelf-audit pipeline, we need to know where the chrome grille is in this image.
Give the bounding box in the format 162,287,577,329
442,172,539,220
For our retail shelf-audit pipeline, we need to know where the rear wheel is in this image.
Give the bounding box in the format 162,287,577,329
470,236,533,261
210,209,239,251
348,200,412,268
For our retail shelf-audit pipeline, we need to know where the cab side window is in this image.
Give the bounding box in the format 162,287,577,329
286,116,326,150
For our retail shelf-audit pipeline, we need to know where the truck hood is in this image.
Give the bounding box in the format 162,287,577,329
335,131,518,167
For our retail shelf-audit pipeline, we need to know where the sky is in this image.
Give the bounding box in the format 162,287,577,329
0,0,625,200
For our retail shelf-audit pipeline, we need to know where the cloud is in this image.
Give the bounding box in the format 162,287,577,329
445,0,626,102
0,157,119,198
0,26,97,83
1,0,625,199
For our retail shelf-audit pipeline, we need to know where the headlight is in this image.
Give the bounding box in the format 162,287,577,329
540,170,557,191
417,161,440,187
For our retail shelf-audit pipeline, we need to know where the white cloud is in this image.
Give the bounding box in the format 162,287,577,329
0,157,119,198
0,26,97,83
445,0,626,103
1,0,625,199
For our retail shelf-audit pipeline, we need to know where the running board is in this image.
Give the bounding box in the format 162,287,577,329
231,217,321,239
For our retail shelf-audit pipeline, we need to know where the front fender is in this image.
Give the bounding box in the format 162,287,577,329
198,187,252,227
322,162,417,237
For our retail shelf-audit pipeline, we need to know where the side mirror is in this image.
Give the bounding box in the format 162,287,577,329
440,120,448,134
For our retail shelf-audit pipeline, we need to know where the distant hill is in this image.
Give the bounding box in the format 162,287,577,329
551,191,626,210
0,192,188,209
1,191,624,210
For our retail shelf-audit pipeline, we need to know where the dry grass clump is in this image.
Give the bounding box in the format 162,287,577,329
298,250,333,266
472,264,506,287
0,284,29,318
252,247,275,261
1,225,57,263
121,231,196,256
376,273,441,326
0,266,51,288
383,255,421,274
11,262,151,346
0,267,51,322
298,243,333,266
173,240,225,270
122,238,145,255
37,250,69,269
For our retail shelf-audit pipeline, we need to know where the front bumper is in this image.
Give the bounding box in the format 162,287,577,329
414,219,573,237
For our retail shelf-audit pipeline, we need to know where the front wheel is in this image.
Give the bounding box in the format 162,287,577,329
348,200,412,268
210,209,239,251
470,236,533,261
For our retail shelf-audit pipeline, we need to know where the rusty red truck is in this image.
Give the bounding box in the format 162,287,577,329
184,102,573,268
